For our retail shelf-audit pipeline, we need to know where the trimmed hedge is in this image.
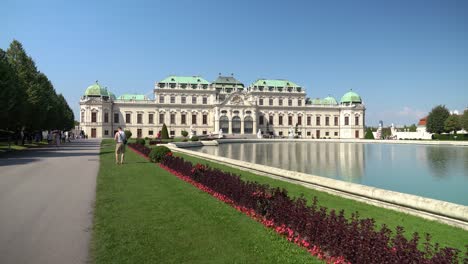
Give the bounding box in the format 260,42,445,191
136,138,145,146
191,136,199,141
148,146,171,163
432,133,468,141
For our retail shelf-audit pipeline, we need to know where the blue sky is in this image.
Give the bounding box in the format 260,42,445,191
2,0,467,126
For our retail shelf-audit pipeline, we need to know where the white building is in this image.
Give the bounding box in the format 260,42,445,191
79,75,366,139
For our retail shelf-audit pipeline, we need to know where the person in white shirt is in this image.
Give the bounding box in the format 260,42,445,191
114,127,126,165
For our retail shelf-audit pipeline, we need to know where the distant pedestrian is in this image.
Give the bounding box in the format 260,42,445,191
114,127,126,165
47,133,53,144
55,132,60,148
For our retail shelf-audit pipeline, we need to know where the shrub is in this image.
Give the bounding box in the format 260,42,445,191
127,143,150,156
181,130,188,138
191,136,199,141
149,140,158,145
161,124,169,139
136,138,145,146
149,146,171,163
124,130,132,140
364,128,375,139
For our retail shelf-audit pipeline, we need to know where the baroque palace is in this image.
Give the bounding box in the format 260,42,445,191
79,75,365,139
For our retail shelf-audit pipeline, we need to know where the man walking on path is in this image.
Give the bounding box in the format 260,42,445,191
114,127,126,165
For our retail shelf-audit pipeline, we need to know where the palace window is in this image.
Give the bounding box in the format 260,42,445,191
325,132,329,136
159,96,164,103
181,114,186,124
192,114,197,125
307,131,311,136
279,99,283,106
259,116,264,125
149,130,154,136
170,130,175,136
334,131,338,136
125,113,131,124
202,130,207,135
259,98,263,105
159,113,165,124
81,112,85,122
288,99,292,106
104,112,109,123
114,113,119,123
269,115,273,125
307,116,311,126
148,113,154,124
104,130,109,136
325,116,330,126
334,116,339,126
279,116,283,125
202,97,207,104
137,113,143,124
288,116,293,126
192,96,197,104
202,114,208,125
279,131,283,136
181,96,186,104
298,116,302,125
345,116,349,126
91,112,97,123
298,100,302,106
170,113,175,124
355,116,359,126
269,98,273,106
170,96,175,104
316,116,321,126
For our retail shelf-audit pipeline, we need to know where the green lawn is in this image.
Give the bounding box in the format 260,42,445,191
174,152,468,253
92,139,321,264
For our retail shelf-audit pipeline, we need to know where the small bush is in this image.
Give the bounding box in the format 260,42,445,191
191,136,199,141
181,130,188,137
149,146,171,163
161,124,169,139
124,130,132,140
136,138,145,146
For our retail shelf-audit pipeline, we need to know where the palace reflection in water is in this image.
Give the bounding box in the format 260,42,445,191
193,142,468,205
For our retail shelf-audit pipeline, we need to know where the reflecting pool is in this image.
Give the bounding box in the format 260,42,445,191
192,142,468,205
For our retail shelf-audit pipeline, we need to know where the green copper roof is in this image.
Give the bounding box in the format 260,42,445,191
84,81,108,96
212,76,244,87
322,96,338,105
341,90,362,104
252,79,301,88
311,98,323,105
118,94,148,100
159,75,210,85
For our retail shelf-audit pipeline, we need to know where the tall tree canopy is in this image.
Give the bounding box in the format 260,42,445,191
3,40,74,133
426,105,450,134
462,110,468,131
444,115,461,134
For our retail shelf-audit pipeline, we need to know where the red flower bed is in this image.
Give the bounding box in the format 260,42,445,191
128,145,466,263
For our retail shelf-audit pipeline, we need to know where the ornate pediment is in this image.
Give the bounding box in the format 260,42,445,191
221,92,255,107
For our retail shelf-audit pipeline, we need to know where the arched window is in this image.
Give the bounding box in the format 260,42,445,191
244,116,253,134
232,116,241,134
220,116,229,133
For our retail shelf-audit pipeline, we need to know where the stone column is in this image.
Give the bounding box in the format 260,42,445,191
240,111,244,135
228,110,232,134
252,110,258,134
214,107,220,132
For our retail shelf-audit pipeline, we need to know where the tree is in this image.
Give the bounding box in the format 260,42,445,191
124,130,132,140
409,124,417,132
161,124,169,139
444,115,461,134
426,105,450,134
364,128,375,139
0,48,24,131
181,130,188,138
462,110,468,131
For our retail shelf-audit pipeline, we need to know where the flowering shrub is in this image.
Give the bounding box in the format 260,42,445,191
127,143,150,157
159,155,466,264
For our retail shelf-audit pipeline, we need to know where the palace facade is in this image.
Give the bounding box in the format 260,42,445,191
79,75,365,139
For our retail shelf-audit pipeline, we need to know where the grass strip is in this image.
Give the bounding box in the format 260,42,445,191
173,151,468,252
92,139,322,263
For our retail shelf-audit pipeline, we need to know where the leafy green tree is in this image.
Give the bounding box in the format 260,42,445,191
426,105,450,134
462,110,468,131
364,128,375,139
181,130,188,138
444,115,461,134
409,124,417,132
0,48,24,131
124,130,132,140
161,124,169,139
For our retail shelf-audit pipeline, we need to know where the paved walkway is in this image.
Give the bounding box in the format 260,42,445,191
0,139,101,264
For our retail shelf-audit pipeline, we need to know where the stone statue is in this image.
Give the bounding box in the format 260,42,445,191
189,125,195,138
288,127,294,139
257,129,262,139
218,129,223,139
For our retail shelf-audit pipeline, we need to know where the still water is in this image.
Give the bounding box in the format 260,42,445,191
192,142,468,205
